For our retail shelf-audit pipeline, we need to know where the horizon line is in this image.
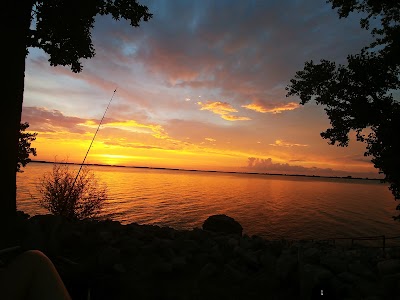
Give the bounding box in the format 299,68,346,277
30,159,383,181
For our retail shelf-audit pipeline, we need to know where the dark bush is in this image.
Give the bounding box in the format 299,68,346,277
37,162,107,220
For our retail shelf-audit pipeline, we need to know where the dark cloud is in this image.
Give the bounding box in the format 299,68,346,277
22,106,89,134
90,0,373,108
340,154,372,163
27,0,374,121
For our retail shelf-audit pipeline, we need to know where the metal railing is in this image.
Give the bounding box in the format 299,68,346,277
310,235,400,252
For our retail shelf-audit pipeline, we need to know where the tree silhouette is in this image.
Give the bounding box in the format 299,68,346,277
286,0,400,220
17,122,37,173
3,1,152,220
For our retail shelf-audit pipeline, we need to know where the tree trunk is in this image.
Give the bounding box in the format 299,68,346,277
2,0,33,221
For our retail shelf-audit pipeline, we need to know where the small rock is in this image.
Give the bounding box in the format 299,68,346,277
300,264,334,299
199,262,217,279
356,279,382,298
268,241,284,257
97,246,121,268
23,220,46,251
377,259,400,276
208,244,224,265
348,262,376,280
98,230,113,243
239,236,254,249
113,263,126,273
228,237,239,248
242,251,259,270
172,256,187,271
182,239,198,252
276,254,298,280
381,273,400,295
338,271,361,284
302,247,320,265
364,296,384,300
329,276,350,299
260,251,277,271
224,263,245,282
320,255,348,274
153,262,173,274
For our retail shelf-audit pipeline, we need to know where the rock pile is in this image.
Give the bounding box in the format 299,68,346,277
1,212,400,299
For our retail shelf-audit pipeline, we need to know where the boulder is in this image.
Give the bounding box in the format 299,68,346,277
320,255,348,274
377,259,400,276
97,246,121,269
276,253,298,281
202,214,243,236
302,247,320,265
348,262,376,280
299,264,334,299
381,273,400,296
260,251,277,271
199,262,217,279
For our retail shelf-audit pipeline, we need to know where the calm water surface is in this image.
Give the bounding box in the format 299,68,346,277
17,162,399,240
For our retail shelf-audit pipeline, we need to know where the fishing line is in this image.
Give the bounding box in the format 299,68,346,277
72,88,117,187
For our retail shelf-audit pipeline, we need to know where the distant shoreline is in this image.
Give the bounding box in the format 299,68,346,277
30,160,383,182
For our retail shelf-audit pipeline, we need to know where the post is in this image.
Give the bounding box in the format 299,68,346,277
383,235,386,253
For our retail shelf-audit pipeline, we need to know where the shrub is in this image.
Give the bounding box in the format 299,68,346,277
17,122,37,173
37,162,108,220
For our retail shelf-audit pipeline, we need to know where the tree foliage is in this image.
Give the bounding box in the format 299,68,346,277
29,0,152,73
286,0,400,219
330,0,400,65
38,162,108,220
17,122,37,173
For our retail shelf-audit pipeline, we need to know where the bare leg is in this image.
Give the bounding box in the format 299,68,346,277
0,250,71,300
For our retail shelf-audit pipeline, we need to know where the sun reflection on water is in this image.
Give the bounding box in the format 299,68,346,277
17,162,397,240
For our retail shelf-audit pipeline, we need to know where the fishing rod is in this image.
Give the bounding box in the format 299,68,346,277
71,88,118,187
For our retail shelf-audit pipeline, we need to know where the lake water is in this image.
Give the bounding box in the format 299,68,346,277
17,162,400,241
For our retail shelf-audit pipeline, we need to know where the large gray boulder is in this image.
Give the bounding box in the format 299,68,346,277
202,214,243,236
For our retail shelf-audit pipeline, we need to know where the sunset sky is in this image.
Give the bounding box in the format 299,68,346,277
22,0,383,178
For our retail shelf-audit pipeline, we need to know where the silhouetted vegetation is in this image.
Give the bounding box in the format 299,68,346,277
17,122,37,173
286,0,400,220
4,1,152,219
37,162,108,220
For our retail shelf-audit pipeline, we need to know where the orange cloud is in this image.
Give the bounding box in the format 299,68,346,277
221,115,251,121
197,101,250,121
269,139,308,147
242,102,299,114
198,101,237,114
85,120,170,140
205,137,216,142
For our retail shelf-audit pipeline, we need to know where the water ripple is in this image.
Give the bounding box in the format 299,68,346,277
16,163,399,240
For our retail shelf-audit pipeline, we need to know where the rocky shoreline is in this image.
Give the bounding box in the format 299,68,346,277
1,212,400,300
